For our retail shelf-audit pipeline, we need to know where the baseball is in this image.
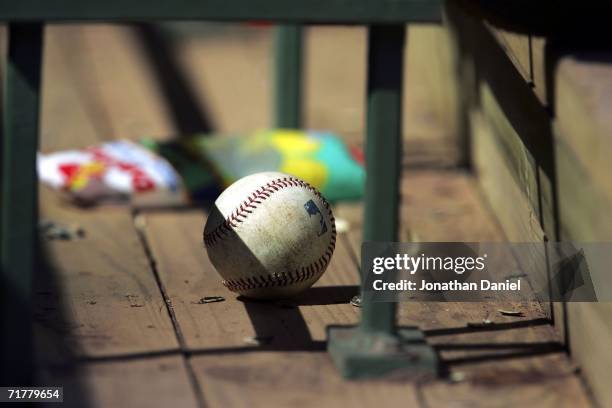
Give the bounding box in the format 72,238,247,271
203,172,336,299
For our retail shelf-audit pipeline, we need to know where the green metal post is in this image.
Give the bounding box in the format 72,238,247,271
360,24,404,335
328,25,437,379
0,23,44,385
274,24,302,128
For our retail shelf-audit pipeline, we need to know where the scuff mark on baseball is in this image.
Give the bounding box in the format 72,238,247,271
203,172,336,300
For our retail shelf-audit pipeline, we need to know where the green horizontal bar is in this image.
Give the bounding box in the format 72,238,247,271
0,0,441,23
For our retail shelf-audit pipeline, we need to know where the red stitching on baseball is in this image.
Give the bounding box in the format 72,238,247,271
203,176,336,291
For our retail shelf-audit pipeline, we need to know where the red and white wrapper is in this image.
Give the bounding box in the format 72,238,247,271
38,140,184,206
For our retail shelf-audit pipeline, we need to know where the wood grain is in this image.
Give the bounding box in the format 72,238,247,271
41,356,199,408
190,352,420,408
141,169,592,406
344,170,590,406
65,25,177,141
489,27,531,83
422,354,590,408
170,23,462,166
446,5,603,406
36,188,180,360
445,6,556,315
530,36,547,104
141,209,359,352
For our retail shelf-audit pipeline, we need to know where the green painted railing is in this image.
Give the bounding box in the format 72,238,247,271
0,1,441,22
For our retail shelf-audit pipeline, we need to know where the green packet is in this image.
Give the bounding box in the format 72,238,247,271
141,129,364,203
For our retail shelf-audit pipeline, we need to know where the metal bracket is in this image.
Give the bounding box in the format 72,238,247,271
327,326,438,379
327,24,437,381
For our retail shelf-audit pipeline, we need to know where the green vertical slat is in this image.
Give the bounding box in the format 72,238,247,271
360,25,405,335
1,22,44,385
328,25,436,378
274,24,302,128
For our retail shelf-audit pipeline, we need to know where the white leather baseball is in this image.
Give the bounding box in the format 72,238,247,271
203,172,336,299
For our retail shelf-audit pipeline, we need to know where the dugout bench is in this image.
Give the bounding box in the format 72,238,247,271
0,0,443,383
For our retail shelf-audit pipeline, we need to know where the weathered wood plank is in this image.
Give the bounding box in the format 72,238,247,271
477,71,556,242
565,302,612,408
399,170,505,243
170,23,272,133
530,35,548,104
40,26,103,151
41,355,199,408
553,53,612,408
190,352,421,408
140,169,591,406
35,24,201,406
143,207,422,408
469,110,556,322
40,22,462,167
555,55,612,207
34,24,214,407
486,28,551,108
470,108,545,244
33,18,596,407
1,21,44,385
422,354,590,408
36,188,180,360
141,209,359,352
489,27,531,83
403,24,464,167
60,25,177,141
303,26,365,144
447,3,557,238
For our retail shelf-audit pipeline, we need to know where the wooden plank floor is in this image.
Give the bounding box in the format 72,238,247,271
29,24,594,407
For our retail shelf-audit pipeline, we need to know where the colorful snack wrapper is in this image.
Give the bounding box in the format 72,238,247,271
183,129,365,202
38,140,184,207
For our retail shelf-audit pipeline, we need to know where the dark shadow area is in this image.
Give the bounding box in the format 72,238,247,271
205,202,346,353
435,339,564,374
424,317,551,337
264,285,359,306
31,239,92,407
135,24,215,135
